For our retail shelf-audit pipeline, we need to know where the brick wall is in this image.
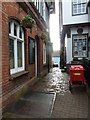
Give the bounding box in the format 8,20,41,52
0,1,2,119
2,2,49,112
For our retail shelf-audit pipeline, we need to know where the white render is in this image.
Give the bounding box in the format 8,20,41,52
62,0,88,25
65,35,73,63
61,0,90,65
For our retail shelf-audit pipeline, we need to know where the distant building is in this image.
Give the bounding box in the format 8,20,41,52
52,50,60,67
60,0,90,69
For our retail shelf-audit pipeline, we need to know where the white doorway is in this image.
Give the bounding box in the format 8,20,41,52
35,41,37,77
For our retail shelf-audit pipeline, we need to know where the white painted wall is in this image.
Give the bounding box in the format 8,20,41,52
71,26,88,35
65,34,73,63
62,0,88,25
66,26,89,63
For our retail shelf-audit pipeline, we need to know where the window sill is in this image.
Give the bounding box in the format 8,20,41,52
72,12,87,16
9,71,29,80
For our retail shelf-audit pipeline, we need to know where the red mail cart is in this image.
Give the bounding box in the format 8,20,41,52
69,65,86,91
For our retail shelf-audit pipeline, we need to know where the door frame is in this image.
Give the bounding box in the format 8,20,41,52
35,40,37,77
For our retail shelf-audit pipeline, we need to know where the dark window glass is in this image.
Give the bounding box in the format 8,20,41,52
17,41,22,67
83,46,86,50
14,23,17,36
9,38,14,69
28,37,35,64
19,27,22,39
9,22,11,34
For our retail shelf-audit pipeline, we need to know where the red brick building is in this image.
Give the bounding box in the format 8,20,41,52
1,1,55,114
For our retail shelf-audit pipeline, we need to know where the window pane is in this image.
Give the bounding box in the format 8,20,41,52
9,38,14,69
73,0,77,4
9,22,11,34
78,4,81,13
78,0,81,3
73,4,77,14
14,23,17,36
43,43,46,64
82,3,86,13
28,37,35,64
82,0,86,3
19,27,22,39
44,49,46,63
41,2,43,16
17,41,22,67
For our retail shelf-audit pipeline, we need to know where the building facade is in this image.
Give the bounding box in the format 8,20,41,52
1,0,55,114
52,50,60,67
60,0,90,69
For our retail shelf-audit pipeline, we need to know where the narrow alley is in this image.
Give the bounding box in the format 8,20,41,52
3,68,88,118
1,1,90,120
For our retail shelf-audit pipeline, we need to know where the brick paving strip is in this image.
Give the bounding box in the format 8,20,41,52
52,89,88,118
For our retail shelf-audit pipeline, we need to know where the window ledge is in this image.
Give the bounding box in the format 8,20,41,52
10,71,29,80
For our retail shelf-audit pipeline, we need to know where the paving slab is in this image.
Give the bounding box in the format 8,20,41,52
3,92,55,118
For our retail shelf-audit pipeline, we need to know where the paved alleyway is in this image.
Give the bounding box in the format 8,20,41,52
3,68,88,118
31,67,69,94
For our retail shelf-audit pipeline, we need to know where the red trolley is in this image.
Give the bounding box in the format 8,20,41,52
69,65,86,91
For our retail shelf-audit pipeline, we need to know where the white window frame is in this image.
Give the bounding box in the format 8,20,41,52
72,0,87,15
9,20,25,75
73,34,87,58
43,43,46,64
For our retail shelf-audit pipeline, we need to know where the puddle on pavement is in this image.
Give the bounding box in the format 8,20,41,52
32,68,69,95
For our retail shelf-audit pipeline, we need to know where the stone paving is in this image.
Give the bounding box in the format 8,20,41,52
3,92,55,118
3,67,88,119
32,67,88,118
32,68,69,94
